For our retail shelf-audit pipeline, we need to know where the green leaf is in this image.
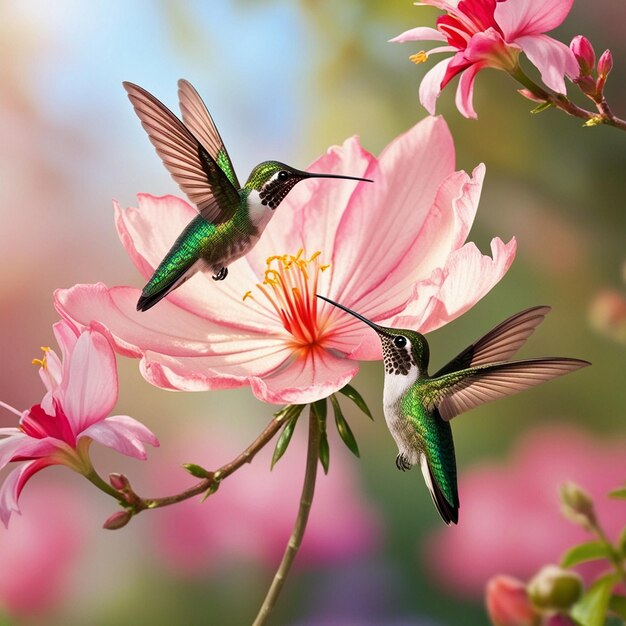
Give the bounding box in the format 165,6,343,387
608,486,626,500
338,384,373,420
609,594,626,620
571,573,620,626
530,102,553,114
618,526,626,556
318,430,330,474
561,541,613,568
330,395,360,458
183,463,212,479
271,410,301,469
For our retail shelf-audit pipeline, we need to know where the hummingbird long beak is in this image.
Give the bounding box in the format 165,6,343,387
316,294,391,337
299,170,373,183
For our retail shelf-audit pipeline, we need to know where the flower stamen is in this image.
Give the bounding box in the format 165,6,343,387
32,346,51,368
410,50,429,64
244,250,330,350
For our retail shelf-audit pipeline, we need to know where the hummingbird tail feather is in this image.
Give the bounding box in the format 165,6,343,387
420,455,459,525
137,266,193,312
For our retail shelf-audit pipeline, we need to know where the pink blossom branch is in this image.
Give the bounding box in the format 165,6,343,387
252,406,321,626
510,66,626,131
88,405,299,525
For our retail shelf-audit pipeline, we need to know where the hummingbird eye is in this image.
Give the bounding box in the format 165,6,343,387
393,336,407,349
277,170,289,182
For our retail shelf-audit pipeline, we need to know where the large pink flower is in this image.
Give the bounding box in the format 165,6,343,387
392,0,579,118
55,116,516,405
0,320,159,526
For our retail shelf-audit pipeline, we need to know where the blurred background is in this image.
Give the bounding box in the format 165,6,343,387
0,1,625,624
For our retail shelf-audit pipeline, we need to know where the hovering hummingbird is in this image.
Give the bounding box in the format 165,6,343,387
317,295,590,525
123,80,372,311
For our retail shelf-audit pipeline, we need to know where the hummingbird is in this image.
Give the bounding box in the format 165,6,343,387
123,80,372,312
317,295,590,525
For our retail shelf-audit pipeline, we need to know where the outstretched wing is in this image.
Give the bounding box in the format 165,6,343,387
177,79,240,189
433,306,552,378
428,358,590,421
123,81,240,224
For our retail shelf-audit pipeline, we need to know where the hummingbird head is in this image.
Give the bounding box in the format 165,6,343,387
245,161,373,210
316,295,429,376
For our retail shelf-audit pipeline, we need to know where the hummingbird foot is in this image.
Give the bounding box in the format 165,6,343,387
212,267,228,281
395,453,412,472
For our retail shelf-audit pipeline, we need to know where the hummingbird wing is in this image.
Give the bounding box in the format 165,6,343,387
433,306,552,377
123,82,240,225
428,358,590,421
177,79,241,189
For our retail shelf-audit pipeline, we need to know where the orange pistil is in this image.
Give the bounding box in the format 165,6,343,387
245,249,330,349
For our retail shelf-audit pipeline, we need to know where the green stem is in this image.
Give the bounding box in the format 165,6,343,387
252,408,321,626
590,523,626,581
86,408,294,516
509,65,626,131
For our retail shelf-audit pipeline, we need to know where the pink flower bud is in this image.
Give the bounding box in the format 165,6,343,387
544,615,577,626
570,36,595,76
597,49,613,77
486,576,539,626
103,510,132,530
109,473,130,491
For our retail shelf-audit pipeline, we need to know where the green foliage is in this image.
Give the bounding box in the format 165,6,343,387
561,540,613,568
330,394,360,458
530,102,554,114
183,463,212,479
271,405,305,469
608,594,626,620
608,486,626,500
338,383,374,420
570,573,621,626
312,399,330,474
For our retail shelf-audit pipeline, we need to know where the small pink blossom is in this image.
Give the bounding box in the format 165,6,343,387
391,0,579,118
423,424,626,598
0,320,159,526
148,421,381,576
486,575,538,626
55,117,516,405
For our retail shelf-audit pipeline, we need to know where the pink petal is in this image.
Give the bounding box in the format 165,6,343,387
0,433,35,469
62,329,118,434
389,26,446,43
516,34,579,92
115,193,197,280
392,237,517,333
330,164,486,330
82,415,159,460
138,342,300,393
455,62,484,119
0,460,56,527
328,117,456,311
495,0,574,39
55,283,277,358
249,349,360,404
419,57,453,114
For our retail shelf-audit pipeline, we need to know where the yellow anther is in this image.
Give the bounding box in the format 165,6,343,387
31,346,51,368
243,291,253,301
320,264,330,272
409,51,428,65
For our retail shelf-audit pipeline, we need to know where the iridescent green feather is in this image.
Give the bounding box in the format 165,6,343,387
401,384,459,510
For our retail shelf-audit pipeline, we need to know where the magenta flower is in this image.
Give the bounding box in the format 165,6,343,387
0,321,159,526
391,0,579,118
423,424,626,598
55,116,516,404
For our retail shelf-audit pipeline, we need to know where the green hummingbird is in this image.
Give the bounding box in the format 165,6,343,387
317,295,590,525
123,80,372,311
